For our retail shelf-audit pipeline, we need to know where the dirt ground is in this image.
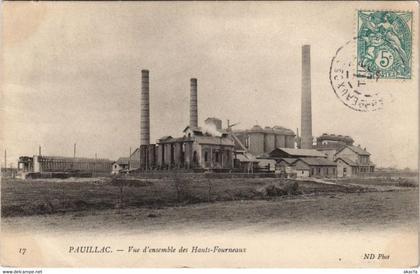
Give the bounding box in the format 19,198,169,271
1,175,418,235
2,188,418,235
1,176,375,217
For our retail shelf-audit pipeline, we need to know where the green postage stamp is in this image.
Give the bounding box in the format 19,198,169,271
357,11,412,79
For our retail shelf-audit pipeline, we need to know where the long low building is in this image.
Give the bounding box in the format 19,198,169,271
268,147,327,159
18,155,113,174
293,157,337,178
260,147,337,178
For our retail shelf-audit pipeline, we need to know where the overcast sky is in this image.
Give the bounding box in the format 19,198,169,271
1,2,418,169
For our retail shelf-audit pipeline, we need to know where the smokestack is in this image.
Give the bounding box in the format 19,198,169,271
74,143,76,158
140,70,150,146
301,45,313,149
190,78,198,128
39,145,41,156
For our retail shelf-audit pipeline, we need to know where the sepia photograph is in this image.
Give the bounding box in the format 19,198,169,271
0,1,418,269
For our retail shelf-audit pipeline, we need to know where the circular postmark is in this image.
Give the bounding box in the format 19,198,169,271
329,38,384,112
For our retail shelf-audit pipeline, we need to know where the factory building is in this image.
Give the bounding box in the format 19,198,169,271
135,71,235,171
293,158,337,178
233,126,295,157
131,128,235,171
156,127,234,170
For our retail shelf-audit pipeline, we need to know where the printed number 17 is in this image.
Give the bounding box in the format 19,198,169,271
19,248,26,255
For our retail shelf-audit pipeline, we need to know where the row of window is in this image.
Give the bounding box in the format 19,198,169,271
343,166,374,173
310,167,336,175
203,150,231,163
360,166,374,172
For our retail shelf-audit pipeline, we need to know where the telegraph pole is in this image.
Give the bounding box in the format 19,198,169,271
72,143,77,170
94,152,97,177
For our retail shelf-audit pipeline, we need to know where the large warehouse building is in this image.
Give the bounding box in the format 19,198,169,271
18,155,113,177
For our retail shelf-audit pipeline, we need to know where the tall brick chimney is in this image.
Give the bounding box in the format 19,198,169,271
140,69,150,146
190,78,198,128
301,45,313,149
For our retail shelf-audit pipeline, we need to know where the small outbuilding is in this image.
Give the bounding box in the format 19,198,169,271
112,157,130,175
292,157,337,178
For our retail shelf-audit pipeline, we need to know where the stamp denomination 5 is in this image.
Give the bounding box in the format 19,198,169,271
357,11,412,79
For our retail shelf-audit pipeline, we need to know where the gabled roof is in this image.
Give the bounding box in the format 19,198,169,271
293,161,311,170
270,148,326,158
159,135,173,141
116,157,130,165
335,157,358,166
279,158,299,164
236,153,258,163
296,157,337,166
335,145,370,156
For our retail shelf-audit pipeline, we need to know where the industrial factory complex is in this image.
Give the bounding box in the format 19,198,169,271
9,45,375,179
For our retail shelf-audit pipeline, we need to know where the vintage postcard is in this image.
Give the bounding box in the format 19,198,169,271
0,1,418,269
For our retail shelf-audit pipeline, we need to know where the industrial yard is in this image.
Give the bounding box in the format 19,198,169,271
4,45,379,181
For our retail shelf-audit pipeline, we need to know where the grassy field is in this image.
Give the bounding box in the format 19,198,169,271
1,175,379,217
2,188,418,234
